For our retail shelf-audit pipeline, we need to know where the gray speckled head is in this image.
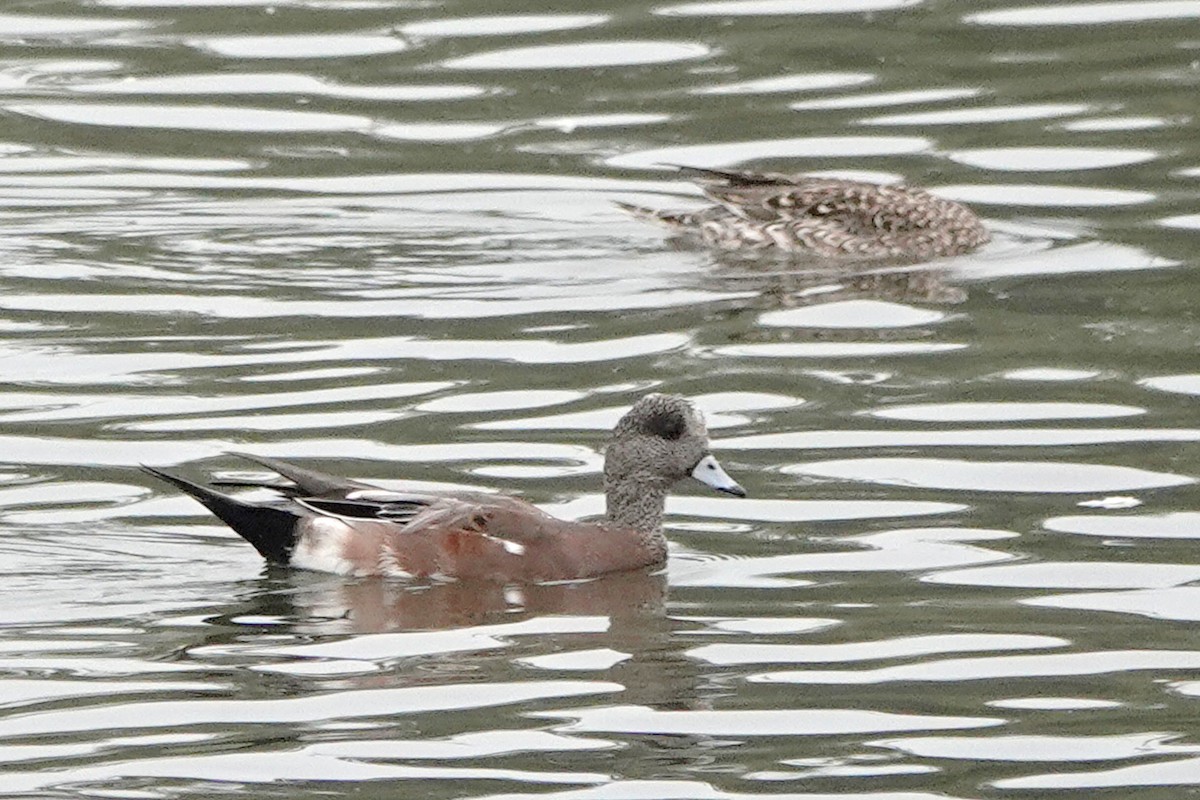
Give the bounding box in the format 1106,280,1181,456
614,393,706,442
604,394,741,536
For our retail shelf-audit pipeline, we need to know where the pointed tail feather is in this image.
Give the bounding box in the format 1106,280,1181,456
663,164,785,187
225,451,364,497
208,478,303,496
613,200,661,220
141,465,298,565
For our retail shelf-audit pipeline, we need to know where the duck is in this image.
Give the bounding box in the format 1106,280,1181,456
141,393,746,582
619,165,989,261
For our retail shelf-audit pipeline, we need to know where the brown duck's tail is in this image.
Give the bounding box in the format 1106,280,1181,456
141,465,299,565
224,452,364,496
614,201,699,230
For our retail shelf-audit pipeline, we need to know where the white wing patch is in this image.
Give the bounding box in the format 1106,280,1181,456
347,489,417,502
483,535,525,556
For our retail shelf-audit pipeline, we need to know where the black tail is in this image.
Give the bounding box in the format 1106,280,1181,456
141,465,299,565
225,452,363,497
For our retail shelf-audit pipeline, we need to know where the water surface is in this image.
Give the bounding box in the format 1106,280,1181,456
0,0,1198,798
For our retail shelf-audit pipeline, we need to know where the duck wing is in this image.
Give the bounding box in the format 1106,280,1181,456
693,173,910,229
678,166,977,234
386,496,651,581
294,490,593,580
295,494,438,526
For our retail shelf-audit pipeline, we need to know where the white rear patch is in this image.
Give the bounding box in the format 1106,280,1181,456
291,517,359,576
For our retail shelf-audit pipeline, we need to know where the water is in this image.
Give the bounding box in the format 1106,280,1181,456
0,0,1198,797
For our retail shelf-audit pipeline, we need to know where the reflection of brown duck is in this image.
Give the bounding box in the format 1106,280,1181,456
143,394,745,582
621,166,989,261
281,571,706,709
285,569,669,634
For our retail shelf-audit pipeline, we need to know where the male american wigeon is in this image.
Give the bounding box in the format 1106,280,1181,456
142,393,745,582
620,165,989,260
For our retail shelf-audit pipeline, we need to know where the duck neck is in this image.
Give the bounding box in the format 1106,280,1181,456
604,474,670,545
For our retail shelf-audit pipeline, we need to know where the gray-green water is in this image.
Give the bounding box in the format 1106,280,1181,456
0,0,1199,797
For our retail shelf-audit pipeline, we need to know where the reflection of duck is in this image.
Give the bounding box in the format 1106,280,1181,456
753,264,968,310
282,569,669,633
620,165,990,261
232,569,702,709
142,394,745,582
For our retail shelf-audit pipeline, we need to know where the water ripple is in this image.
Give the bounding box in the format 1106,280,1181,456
7,102,373,132
193,32,409,58
73,73,489,101
753,650,1200,685
968,0,1200,26
442,42,711,70
534,704,1000,735
0,0,1196,797
785,458,1194,492
657,0,923,15
401,15,609,37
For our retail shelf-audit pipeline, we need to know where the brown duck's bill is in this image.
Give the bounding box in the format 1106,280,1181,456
691,454,747,498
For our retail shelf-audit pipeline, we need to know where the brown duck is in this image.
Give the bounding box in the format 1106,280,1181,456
620,165,989,260
142,394,745,582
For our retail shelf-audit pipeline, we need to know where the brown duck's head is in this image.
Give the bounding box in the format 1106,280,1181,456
605,393,746,497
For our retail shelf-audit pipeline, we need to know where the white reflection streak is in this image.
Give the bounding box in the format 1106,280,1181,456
968,0,1200,26
1025,587,1200,622
716,427,1200,450
669,528,1016,588
751,650,1200,684
993,754,1200,790
688,633,1066,666
0,753,608,794
872,731,1200,762
783,457,1194,493
0,681,620,738
533,704,1001,736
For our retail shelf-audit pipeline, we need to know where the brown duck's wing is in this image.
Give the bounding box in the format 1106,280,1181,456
711,179,972,233
293,482,528,527
617,166,805,229
695,174,871,222
673,165,796,188
297,494,434,526
616,200,739,232
389,496,657,582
